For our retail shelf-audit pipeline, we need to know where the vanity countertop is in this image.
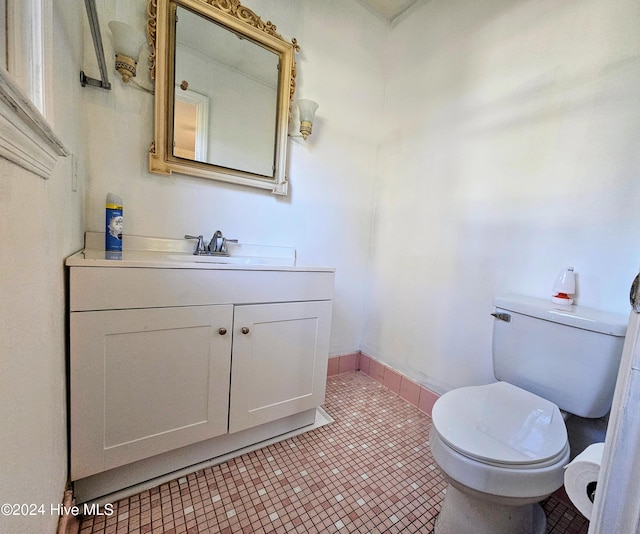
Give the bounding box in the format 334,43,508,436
65,233,334,273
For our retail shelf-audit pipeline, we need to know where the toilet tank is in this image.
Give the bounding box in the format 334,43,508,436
492,295,627,418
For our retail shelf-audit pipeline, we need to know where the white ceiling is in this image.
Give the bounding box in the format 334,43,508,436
357,0,423,23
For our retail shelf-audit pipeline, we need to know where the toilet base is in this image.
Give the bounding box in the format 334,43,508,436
435,484,546,534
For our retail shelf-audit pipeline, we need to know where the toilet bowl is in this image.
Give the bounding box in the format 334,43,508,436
429,382,570,534
427,295,627,534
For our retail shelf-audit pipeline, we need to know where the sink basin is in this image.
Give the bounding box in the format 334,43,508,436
169,254,271,265
168,242,296,266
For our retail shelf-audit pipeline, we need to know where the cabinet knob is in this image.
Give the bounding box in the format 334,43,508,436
241,327,250,334
218,327,227,335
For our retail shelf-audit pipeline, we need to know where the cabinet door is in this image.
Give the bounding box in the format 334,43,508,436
229,301,332,433
70,305,233,480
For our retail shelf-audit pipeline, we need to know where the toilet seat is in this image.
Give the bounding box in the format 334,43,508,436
432,382,568,468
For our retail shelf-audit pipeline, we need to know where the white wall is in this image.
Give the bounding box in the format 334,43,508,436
362,0,640,394
0,2,86,533
83,0,388,355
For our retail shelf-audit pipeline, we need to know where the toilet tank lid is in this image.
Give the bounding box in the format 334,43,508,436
494,295,627,337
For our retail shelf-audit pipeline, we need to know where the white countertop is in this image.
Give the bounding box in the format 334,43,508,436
65,233,334,273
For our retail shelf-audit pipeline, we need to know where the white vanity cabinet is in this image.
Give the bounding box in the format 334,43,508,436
67,253,334,499
70,305,233,479
229,301,332,433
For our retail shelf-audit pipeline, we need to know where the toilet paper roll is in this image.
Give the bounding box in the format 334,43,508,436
563,442,605,519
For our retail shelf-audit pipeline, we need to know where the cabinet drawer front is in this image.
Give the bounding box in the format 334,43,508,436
70,268,335,311
229,301,332,433
70,305,233,480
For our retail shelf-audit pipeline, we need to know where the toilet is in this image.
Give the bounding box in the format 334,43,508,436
429,294,627,534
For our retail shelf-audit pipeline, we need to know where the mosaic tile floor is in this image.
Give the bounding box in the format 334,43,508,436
78,372,589,533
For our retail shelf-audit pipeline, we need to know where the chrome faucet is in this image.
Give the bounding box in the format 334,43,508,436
208,230,224,253
185,231,237,256
209,230,238,255
184,234,206,255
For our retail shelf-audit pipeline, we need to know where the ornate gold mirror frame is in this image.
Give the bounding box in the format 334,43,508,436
148,0,299,195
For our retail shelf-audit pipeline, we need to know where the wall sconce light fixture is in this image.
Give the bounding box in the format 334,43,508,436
291,99,319,140
80,3,152,94
108,21,146,84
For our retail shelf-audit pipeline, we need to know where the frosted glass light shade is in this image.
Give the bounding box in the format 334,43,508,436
295,99,319,140
108,21,146,59
296,99,318,122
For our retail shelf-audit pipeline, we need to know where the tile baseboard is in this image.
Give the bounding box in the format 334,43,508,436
327,352,439,416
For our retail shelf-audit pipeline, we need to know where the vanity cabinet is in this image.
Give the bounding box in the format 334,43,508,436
230,301,332,433
70,305,233,479
68,260,334,485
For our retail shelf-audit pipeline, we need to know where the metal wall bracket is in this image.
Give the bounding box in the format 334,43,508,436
491,312,511,322
81,0,111,90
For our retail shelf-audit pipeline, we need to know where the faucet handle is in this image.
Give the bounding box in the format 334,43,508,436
184,234,206,255
220,238,238,255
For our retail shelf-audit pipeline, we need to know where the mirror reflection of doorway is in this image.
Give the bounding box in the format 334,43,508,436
173,87,209,162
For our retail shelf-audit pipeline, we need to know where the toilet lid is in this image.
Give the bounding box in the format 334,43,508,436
432,382,568,466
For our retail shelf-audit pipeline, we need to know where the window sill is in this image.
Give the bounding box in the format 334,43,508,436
0,68,69,179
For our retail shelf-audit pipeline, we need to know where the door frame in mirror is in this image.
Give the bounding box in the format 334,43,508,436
173,86,209,162
148,0,299,195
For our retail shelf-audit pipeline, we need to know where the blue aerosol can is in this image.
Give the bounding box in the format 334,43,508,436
105,193,123,252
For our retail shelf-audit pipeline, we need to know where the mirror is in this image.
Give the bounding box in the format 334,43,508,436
148,0,299,195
